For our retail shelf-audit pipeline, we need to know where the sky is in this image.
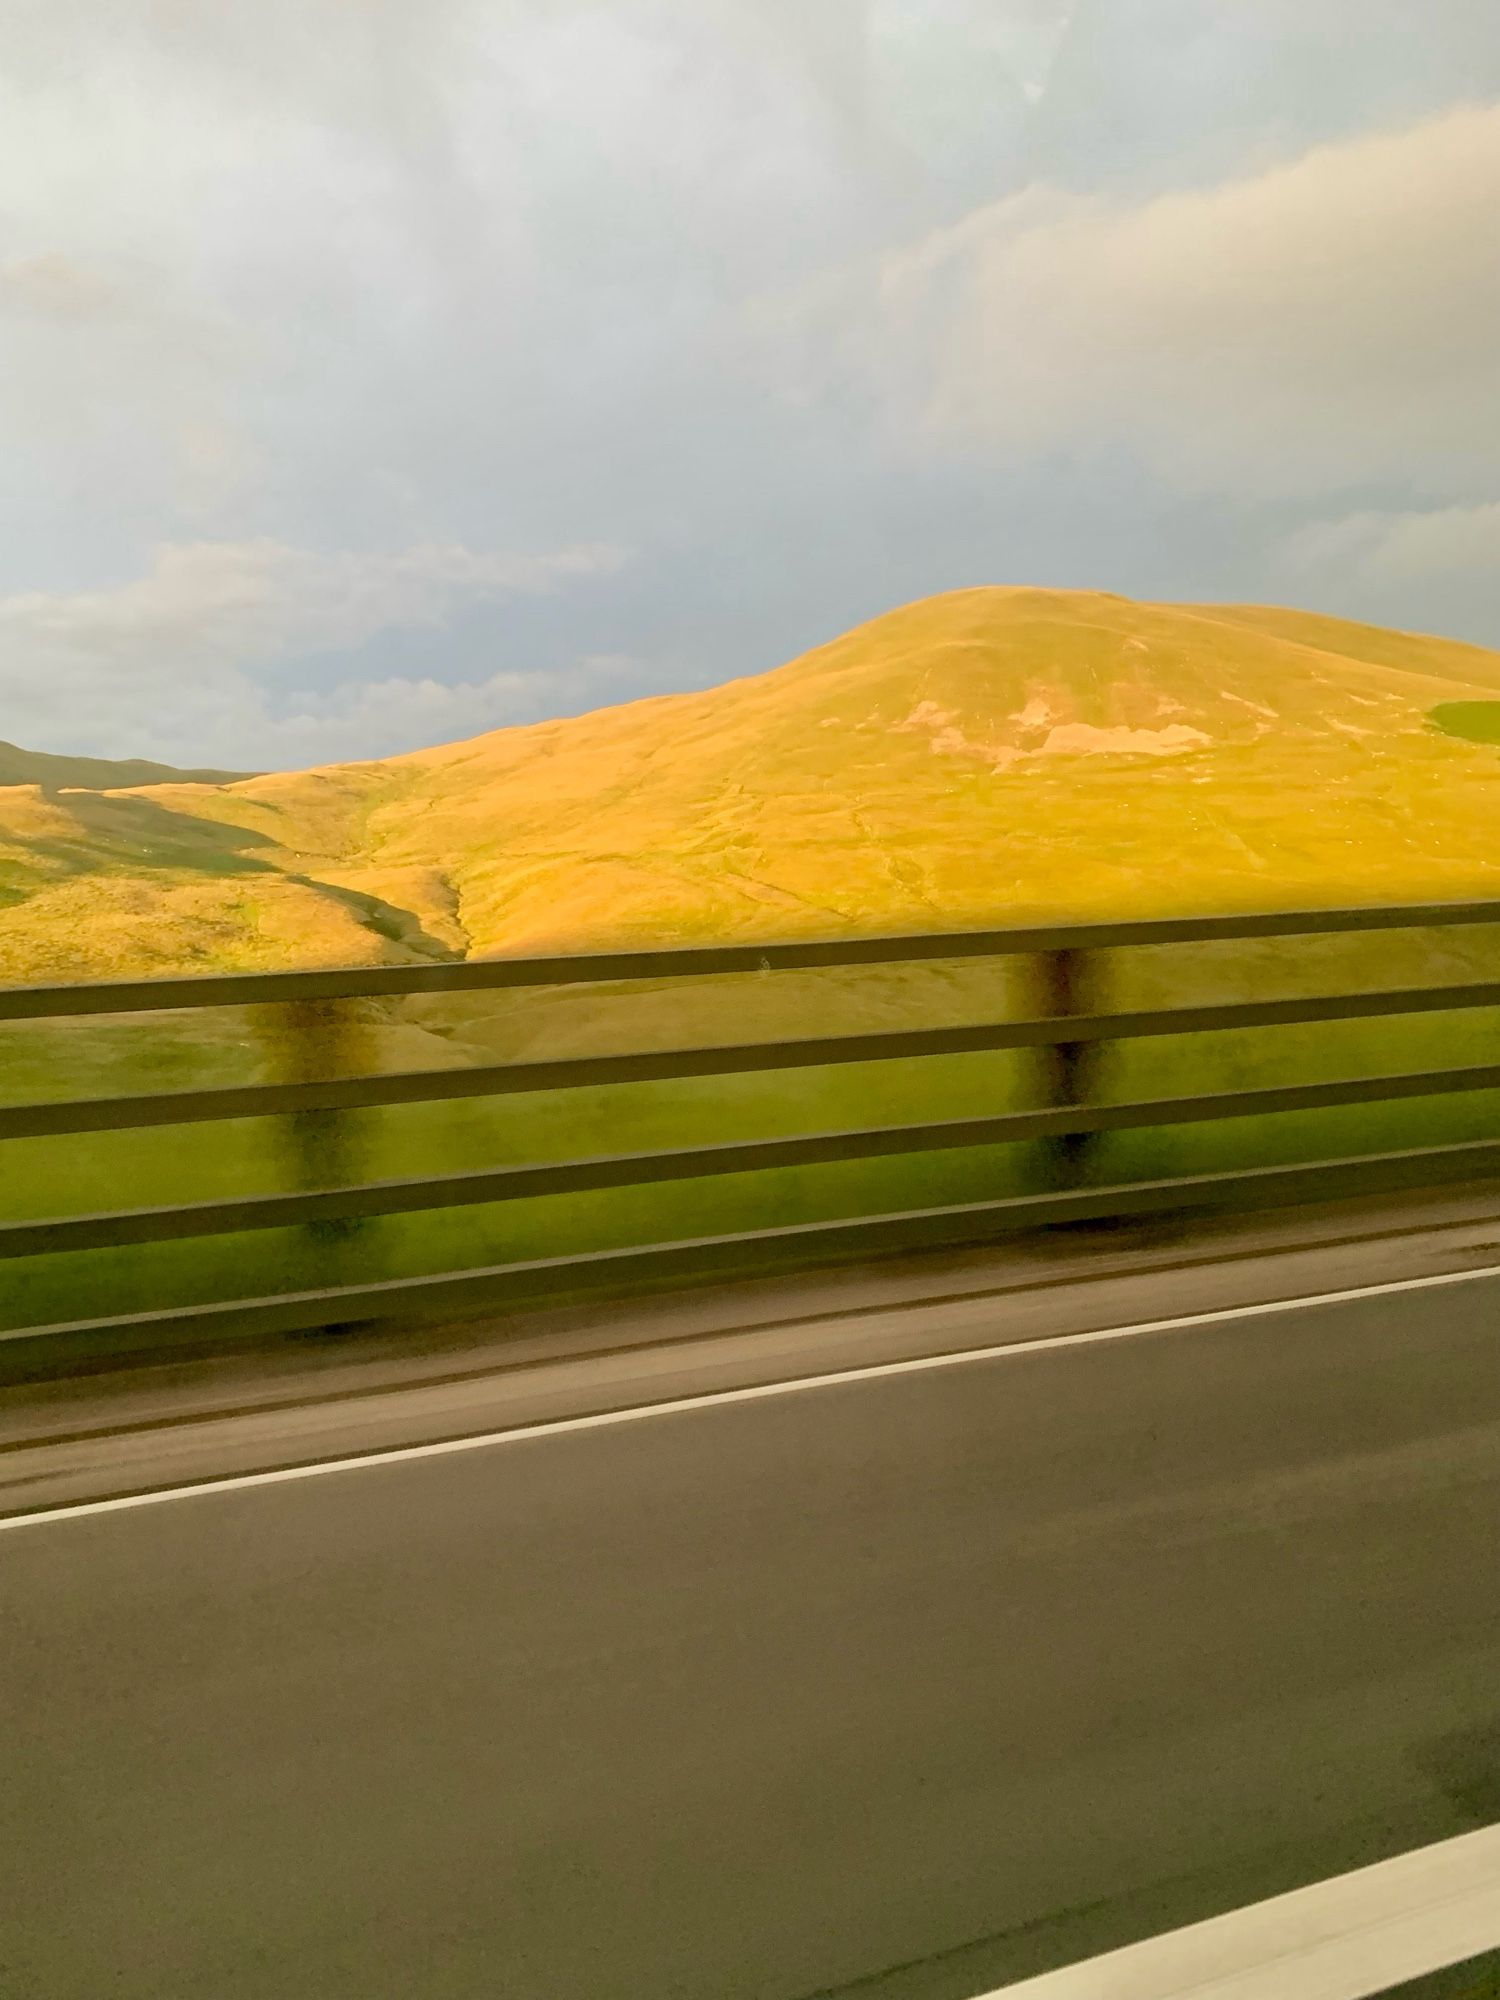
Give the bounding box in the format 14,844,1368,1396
1,0,1498,770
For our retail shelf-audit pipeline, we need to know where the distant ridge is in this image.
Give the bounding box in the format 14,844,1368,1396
0,739,255,791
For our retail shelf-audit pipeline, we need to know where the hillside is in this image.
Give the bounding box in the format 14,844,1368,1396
5,586,1500,982
0,740,250,792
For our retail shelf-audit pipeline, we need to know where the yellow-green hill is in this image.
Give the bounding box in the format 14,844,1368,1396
5,586,1500,982
0,739,250,792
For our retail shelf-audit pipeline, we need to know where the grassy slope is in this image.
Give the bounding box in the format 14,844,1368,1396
7,586,1500,981
393,587,1500,953
0,739,251,792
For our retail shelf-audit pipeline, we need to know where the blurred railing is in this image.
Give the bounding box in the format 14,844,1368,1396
4,898,1500,1365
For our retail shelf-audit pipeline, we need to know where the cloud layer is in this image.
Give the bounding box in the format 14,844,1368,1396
0,540,625,766
813,100,1500,495
1279,501,1500,639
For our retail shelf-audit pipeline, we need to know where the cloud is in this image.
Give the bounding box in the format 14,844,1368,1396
1278,500,1500,640
0,538,626,668
0,539,628,766
795,99,1500,496
257,652,642,766
0,254,124,321
1285,503,1500,586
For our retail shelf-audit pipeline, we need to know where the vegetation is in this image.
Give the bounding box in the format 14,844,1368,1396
0,738,251,793
1430,701,1500,746
5,587,1500,1330
7,587,1500,983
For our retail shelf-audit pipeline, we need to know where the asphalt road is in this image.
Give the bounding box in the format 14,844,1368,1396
4,1271,1500,1999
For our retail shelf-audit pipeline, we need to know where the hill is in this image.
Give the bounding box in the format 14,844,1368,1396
5,586,1500,982
0,739,251,792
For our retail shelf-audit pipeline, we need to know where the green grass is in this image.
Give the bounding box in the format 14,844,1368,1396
0,738,252,790
1430,701,1500,746
4,932,1499,1332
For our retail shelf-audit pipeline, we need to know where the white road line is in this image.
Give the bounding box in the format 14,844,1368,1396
3,1258,1498,1534
978,1820,1500,1998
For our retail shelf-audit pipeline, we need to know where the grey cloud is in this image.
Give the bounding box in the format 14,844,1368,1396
0,539,624,665
0,254,124,320
1279,502,1500,643
226,651,643,770
1029,0,1500,194
0,538,626,765
807,101,1500,498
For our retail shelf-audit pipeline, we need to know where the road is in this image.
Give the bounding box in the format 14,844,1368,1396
3,1262,1500,1999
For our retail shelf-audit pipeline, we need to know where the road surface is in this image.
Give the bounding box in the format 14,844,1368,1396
3,1260,1500,1998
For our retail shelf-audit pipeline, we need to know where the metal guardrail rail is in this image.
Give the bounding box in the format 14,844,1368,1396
3,899,1500,1364
5,895,1500,1020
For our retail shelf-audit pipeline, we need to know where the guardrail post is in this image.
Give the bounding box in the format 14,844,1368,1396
255,998,374,1295
1031,945,1100,1193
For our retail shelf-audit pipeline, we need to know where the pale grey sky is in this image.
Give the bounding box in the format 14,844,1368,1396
1,0,1498,767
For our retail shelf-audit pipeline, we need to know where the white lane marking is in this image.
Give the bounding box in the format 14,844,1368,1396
3,1259,1498,1534
977,1820,1500,1998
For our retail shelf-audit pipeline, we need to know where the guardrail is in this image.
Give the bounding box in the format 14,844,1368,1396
4,897,1500,1368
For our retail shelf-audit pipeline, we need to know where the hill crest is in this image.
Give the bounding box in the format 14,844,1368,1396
0,739,253,793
